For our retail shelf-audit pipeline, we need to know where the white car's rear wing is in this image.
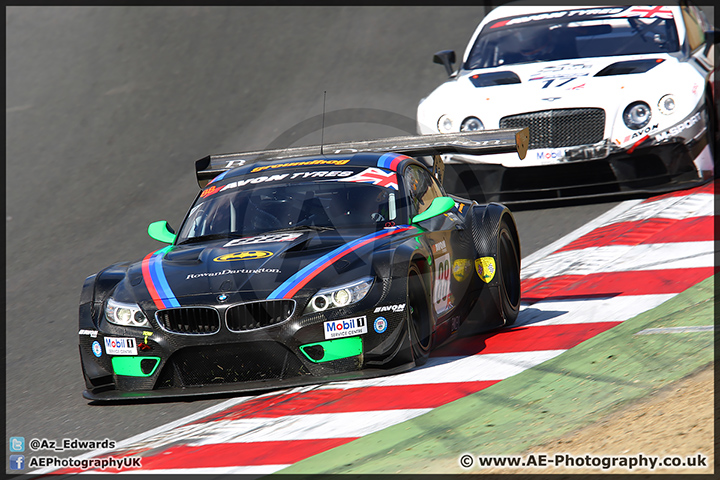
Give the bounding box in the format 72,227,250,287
195,127,528,187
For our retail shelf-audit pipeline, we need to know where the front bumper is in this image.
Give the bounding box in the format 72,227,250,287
443,141,712,206
80,280,414,402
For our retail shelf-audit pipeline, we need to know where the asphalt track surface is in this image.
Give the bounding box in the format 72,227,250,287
6,6,627,454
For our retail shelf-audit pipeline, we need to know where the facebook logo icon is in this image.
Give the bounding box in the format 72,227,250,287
9,455,25,470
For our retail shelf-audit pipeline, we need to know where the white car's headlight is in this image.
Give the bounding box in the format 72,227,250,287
438,115,454,133
105,297,149,327
304,277,374,314
461,116,484,131
623,101,652,130
658,94,676,115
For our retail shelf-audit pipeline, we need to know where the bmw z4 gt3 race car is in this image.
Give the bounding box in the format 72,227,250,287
418,3,718,205
79,128,528,401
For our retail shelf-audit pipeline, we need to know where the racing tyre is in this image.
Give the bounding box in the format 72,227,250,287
706,93,717,161
497,217,521,325
407,263,432,365
470,205,521,326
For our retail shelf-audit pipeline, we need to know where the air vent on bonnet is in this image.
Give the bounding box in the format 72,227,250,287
594,58,664,76
469,71,521,87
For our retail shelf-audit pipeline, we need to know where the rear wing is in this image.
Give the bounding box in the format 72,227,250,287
195,127,528,187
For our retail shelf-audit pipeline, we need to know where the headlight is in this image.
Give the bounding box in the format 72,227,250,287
105,297,149,327
461,116,484,131
304,277,374,314
437,115,454,133
623,101,652,129
658,94,675,115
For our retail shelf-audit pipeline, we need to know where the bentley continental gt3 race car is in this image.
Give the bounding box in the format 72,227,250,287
418,3,718,205
79,128,528,401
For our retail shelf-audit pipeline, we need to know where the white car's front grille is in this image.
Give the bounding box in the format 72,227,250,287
500,108,605,149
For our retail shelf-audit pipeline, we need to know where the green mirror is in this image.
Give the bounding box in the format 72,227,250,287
148,220,176,244
411,196,456,224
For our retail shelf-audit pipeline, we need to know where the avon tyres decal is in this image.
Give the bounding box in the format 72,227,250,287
488,6,672,30
267,226,416,300
142,246,181,310
201,171,354,198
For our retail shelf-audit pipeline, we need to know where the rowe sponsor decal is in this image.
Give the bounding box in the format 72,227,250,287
324,316,367,339
104,337,137,356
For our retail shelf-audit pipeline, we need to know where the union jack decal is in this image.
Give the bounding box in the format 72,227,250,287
340,167,399,190
618,6,673,19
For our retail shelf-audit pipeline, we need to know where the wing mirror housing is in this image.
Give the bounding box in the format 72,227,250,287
433,50,456,77
704,29,720,55
411,196,456,224
148,220,176,244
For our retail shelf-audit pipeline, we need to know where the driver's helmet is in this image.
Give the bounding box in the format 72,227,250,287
518,28,553,60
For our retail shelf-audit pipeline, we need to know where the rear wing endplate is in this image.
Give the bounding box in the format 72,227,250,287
195,127,528,187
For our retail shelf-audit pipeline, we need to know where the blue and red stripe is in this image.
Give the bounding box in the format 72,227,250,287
267,226,416,300
376,153,407,171
142,246,181,310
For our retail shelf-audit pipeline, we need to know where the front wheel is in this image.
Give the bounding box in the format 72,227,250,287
407,263,432,365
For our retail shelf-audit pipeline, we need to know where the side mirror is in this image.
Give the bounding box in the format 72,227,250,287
433,50,456,77
411,196,456,224
148,220,176,244
704,29,720,55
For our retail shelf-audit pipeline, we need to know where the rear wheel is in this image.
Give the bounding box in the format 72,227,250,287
497,217,521,325
407,263,432,365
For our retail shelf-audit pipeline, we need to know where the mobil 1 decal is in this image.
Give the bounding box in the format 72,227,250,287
324,316,367,340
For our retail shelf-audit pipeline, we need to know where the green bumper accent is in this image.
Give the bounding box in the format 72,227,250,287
300,337,363,363
111,356,161,377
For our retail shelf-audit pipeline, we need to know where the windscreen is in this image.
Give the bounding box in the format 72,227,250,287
465,8,680,70
176,171,405,243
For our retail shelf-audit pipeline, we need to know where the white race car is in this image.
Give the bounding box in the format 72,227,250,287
417,3,717,204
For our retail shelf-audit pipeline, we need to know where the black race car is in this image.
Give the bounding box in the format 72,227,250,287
79,128,528,401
